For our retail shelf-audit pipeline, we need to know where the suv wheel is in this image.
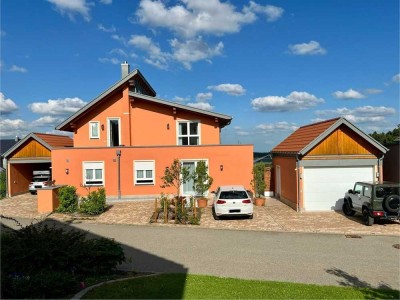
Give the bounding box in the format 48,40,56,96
342,201,356,216
383,195,400,214
362,208,374,226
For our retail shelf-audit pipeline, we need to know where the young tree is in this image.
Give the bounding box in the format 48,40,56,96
161,159,190,198
192,161,213,198
251,162,266,198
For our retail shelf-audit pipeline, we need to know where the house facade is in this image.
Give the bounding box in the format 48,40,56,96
272,118,387,212
52,63,253,199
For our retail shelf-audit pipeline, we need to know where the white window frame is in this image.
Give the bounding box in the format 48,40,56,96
107,117,121,147
134,160,155,185
82,161,105,186
89,121,100,139
176,120,201,146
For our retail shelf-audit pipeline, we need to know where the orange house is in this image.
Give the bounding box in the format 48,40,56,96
53,62,253,199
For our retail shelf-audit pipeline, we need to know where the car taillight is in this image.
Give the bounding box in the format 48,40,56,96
242,199,251,203
43,181,48,186
373,211,384,217
216,200,226,204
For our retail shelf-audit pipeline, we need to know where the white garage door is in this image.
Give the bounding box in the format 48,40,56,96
303,166,374,211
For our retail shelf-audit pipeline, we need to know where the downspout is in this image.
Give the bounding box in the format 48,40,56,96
378,153,385,183
3,158,8,198
296,153,300,212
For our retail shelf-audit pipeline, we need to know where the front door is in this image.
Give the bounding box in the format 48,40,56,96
182,161,196,196
275,165,281,198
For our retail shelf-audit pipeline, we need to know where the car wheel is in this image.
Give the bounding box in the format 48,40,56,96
362,208,374,226
212,207,220,221
383,195,400,214
248,214,253,219
342,201,356,216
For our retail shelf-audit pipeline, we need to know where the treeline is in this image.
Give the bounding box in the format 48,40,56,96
369,125,399,146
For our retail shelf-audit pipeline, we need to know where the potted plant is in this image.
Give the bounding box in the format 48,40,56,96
192,161,213,208
251,162,266,206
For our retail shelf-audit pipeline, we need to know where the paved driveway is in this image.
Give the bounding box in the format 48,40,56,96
1,193,399,236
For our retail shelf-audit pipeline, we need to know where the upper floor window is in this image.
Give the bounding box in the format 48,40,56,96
178,121,200,145
89,121,100,139
83,161,104,186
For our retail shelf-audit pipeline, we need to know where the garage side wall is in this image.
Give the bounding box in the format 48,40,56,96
272,156,297,210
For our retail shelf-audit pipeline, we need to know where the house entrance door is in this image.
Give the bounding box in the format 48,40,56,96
182,161,195,196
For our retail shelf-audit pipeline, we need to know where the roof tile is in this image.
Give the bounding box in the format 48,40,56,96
35,133,73,148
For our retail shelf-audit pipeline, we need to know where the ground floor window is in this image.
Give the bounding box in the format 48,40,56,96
134,160,155,185
83,162,104,186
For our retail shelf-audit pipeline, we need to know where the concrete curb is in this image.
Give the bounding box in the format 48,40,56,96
71,273,161,300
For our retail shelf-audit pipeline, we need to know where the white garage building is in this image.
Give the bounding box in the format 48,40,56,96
272,117,388,212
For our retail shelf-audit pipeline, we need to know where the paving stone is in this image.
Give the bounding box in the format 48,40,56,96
0,194,399,236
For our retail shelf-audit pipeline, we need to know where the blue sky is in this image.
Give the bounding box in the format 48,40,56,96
1,0,399,151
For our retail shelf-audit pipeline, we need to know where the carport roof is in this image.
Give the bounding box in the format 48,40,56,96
3,132,73,159
272,117,388,156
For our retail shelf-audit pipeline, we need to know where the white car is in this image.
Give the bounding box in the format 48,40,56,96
212,185,253,220
29,175,51,194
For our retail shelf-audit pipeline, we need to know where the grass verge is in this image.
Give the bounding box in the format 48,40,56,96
83,273,399,299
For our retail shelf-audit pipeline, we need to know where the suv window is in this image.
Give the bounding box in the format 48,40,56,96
219,190,248,199
375,186,400,198
354,184,363,194
363,186,371,198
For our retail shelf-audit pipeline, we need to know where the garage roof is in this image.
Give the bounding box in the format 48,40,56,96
3,132,73,159
272,117,388,155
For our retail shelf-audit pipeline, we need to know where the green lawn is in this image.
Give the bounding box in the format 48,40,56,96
83,273,399,299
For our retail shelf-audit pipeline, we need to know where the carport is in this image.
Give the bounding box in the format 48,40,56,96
3,133,73,197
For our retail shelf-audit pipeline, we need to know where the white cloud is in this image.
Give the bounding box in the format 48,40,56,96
288,41,327,56
31,116,64,127
173,96,190,103
246,1,284,22
170,37,224,70
47,0,91,21
252,91,324,112
392,73,400,83
111,34,128,46
128,35,170,70
316,106,396,124
0,119,27,138
208,83,246,96
29,97,87,115
237,130,250,136
0,92,18,114
9,65,27,73
98,24,116,32
364,88,382,95
332,88,365,100
187,102,214,111
109,48,128,57
196,92,213,102
99,0,112,4
98,57,120,64
256,121,298,132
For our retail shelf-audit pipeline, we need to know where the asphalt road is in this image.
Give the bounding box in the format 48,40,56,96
3,218,400,289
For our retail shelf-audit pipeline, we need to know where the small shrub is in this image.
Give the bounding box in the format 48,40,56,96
56,185,78,212
79,188,107,215
0,172,6,199
1,220,125,299
251,162,266,198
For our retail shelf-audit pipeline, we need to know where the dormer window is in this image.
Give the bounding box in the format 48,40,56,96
178,121,200,145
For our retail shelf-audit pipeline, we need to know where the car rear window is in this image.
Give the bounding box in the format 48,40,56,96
33,177,49,182
375,186,399,198
219,190,248,200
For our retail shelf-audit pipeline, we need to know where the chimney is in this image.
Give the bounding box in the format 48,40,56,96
121,61,130,78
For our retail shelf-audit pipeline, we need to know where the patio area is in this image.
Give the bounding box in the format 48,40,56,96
1,193,399,236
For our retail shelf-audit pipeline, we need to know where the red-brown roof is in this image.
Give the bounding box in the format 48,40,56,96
34,133,73,148
272,118,340,153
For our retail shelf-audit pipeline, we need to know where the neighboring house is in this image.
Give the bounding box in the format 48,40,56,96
271,118,387,212
52,62,253,199
3,133,73,196
1,139,19,171
383,137,400,183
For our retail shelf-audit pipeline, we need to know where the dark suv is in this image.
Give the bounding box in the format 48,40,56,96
343,182,400,226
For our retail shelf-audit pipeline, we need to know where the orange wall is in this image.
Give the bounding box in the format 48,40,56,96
72,86,221,147
272,156,298,207
51,145,253,198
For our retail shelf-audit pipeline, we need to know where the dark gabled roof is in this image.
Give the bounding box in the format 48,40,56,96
3,132,73,159
130,92,232,128
272,117,388,155
0,139,18,156
56,69,156,132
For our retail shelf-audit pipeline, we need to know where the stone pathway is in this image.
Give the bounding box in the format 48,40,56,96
1,193,399,236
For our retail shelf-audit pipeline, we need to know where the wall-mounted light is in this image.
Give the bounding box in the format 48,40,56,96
101,124,105,131
376,172,380,178
65,168,69,175
220,165,223,171
167,123,170,130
